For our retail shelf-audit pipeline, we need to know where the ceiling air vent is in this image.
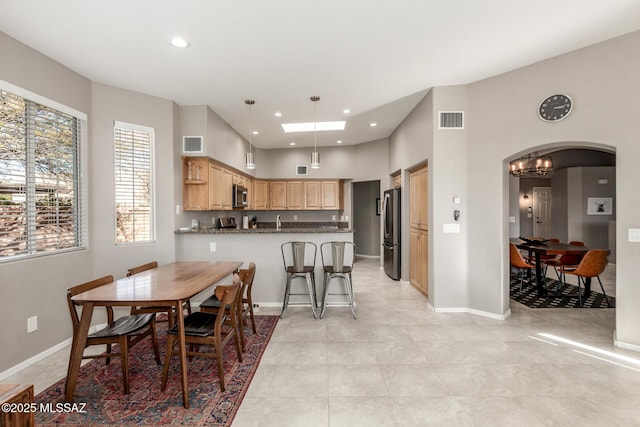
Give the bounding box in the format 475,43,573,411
296,165,308,176
182,136,204,154
438,111,464,129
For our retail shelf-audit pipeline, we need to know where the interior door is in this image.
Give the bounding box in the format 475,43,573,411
533,187,552,238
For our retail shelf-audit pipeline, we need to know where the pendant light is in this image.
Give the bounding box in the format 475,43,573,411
245,99,256,169
310,96,320,169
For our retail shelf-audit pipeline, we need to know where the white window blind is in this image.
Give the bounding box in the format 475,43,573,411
0,88,87,261
114,122,155,244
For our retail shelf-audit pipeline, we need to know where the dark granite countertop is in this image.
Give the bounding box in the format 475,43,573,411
176,221,351,234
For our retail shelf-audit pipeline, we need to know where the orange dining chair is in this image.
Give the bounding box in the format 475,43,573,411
543,241,585,292
559,249,610,307
510,243,536,290
67,275,161,394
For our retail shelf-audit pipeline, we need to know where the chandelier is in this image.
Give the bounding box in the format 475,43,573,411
509,152,553,177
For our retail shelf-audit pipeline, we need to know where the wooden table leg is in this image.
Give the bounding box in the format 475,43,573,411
64,302,93,402
534,254,546,296
176,299,189,409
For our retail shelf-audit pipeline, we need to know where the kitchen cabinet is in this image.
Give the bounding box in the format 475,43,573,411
286,181,304,209
221,168,233,210
304,180,343,210
269,181,287,210
183,158,209,211
392,173,402,188
253,179,269,210
410,166,428,230
410,228,428,296
208,162,223,209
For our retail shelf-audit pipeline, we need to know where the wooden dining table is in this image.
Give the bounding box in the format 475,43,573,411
513,239,592,297
64,260,243,409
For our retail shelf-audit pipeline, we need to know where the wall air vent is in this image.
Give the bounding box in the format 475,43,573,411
296,165,308,176
438,111,464,129
182,136,204,154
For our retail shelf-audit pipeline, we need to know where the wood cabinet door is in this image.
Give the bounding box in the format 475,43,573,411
208,163,223,210
253,180,269,209
286,181,304,209
270,181,287,210
304,181,321,209
321,180,341,210
419,229,428,295
183,158,208,211
410,167,428,229
221,168,233,210
409,228,428,296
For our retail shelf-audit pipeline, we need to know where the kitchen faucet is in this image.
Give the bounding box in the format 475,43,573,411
276,214,281,231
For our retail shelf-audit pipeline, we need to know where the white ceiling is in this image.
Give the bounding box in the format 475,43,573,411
2,1,640,149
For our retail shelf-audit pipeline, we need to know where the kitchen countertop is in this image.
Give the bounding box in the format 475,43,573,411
176,227,351,234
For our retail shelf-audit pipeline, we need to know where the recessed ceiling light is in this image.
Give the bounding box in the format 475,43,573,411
252,130,259,135
337,140,343,144
275,112,282,117
170,37,190,48
281,121,346,133
369,122,378,127
289,142,296,146
343,109,350,114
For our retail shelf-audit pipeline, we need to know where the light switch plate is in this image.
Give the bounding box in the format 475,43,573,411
210,242,216,252
629,228,640,242
509,216,516,223
443,223,460,233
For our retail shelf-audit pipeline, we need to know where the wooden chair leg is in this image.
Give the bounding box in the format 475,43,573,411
120,337,130,394
161,335,175,391
229,310,243,362
149,321,161,365
249,305,257,334
215,338,225,391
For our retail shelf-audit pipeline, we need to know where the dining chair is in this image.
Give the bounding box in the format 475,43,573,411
319,241,356,319
559,249,611,307
280,241,318,318
509,243,536,290
127,261,191,326
161,277,242,393
67,275,161,394
543,241,585,292
200,262,257,351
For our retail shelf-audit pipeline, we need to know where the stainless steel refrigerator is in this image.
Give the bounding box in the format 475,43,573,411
382,188,401,280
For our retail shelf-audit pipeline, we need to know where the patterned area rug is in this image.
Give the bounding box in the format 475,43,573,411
35,315,278,426
510,275,615,308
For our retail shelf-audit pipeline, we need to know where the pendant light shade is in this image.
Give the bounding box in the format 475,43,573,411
310,96,320,169
245,99,256,170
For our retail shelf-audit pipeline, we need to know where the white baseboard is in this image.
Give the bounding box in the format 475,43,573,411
0,323,107,382
614,331,640,353
433,306,512,321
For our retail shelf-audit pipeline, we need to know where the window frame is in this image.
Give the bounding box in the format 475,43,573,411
113,120,156,246
0,80,88,263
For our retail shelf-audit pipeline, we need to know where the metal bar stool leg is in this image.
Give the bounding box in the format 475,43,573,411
345,273,357,319
281,274,292,318
320,271,330,319
306,272,318,319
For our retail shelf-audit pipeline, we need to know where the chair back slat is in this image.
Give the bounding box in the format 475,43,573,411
127,261,158,277
67,275,114,333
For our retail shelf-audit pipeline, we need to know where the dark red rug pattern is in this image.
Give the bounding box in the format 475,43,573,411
35,315,278,426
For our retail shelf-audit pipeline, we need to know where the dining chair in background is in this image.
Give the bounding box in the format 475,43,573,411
200,262,257,351
560,249,611,307
66,275,161,394
319,241,357,319
543,241,585,293
161,277,242,393
510,243,536,290
128,261,192,326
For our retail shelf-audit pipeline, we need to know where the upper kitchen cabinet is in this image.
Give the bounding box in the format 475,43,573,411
286,181,305,210
208,162,233,210
183,157,209,211
304,180,343,210
253,179,269,210
269,181,287,210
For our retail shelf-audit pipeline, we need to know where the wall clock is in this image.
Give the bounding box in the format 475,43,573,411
538,94,572,122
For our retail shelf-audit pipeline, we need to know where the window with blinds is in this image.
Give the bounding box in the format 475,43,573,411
114,122,155,244
0,87,87,261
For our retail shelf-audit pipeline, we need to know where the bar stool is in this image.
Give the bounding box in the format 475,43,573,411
280,241,318,319
320,241,356,319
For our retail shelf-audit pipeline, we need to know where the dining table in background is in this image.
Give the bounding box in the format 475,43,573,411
513,239,593,297
64,260,243,409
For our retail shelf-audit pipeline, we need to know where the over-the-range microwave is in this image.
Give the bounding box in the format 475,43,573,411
232,184,248,208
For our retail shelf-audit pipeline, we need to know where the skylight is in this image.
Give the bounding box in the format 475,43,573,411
281,121,346,133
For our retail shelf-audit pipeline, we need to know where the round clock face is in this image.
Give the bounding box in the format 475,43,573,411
538,94,572,122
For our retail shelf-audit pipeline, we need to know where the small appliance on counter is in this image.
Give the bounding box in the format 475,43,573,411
218,217,237,229
242,215,249,229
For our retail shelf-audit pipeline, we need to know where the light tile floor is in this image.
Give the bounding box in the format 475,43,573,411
5,257,636,426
